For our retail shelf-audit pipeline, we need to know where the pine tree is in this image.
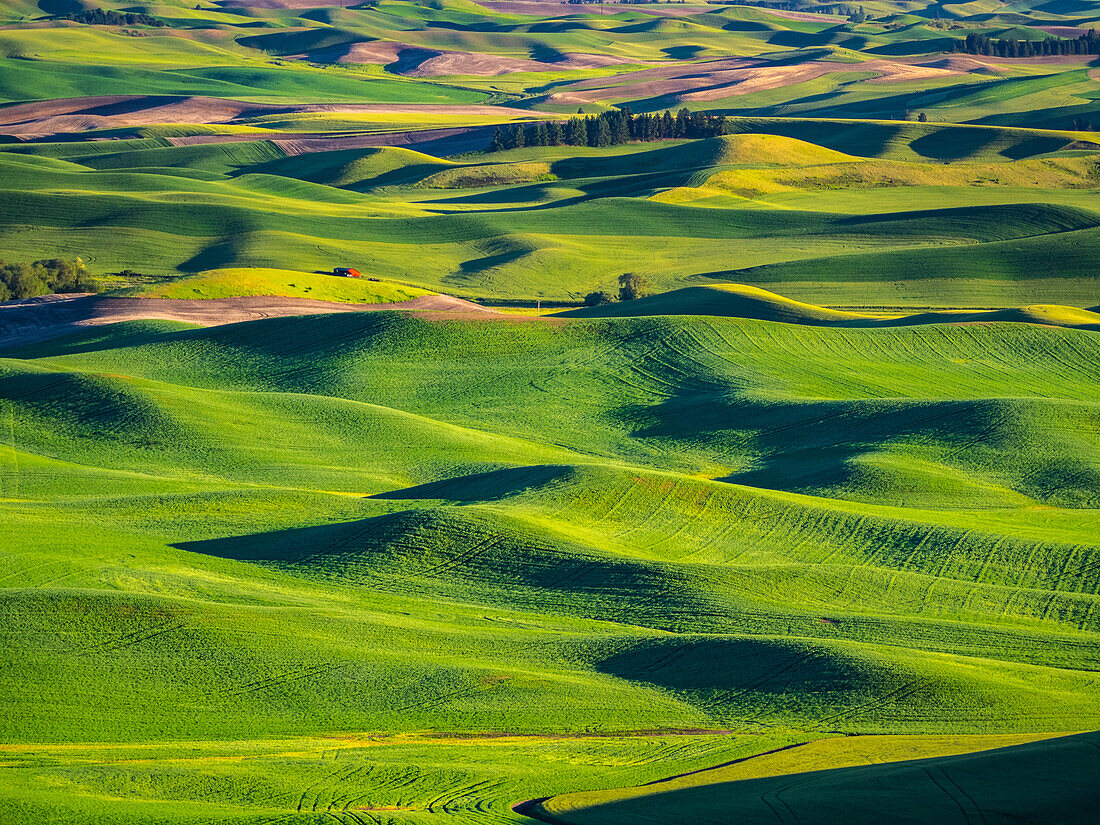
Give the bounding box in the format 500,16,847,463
548,121,564,146
620,106,635,140
595,117,612,147
611,110,630,144
585,116,599,147
567,117,586,145
675,108,690,138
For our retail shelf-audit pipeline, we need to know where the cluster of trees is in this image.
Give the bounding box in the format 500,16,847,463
63,9,166,27
566,0,686,4
583,273,650,306
952,30,1100,57
490,108,728,152
0,259,99,302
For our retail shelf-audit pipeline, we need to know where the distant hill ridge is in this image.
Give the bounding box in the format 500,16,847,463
561,283,1100,330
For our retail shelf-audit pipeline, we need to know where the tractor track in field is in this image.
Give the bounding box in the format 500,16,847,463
164,125,498,158
514,740,815,825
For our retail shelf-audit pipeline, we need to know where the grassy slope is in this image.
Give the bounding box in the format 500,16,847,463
1,309,1098,821
2,135,1099,306
128,267,435,302
562,283,1100,329
0,732,808,824
3,315,1099,716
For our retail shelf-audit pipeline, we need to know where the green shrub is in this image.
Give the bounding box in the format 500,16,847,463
0,258,100,301
584,290,615,306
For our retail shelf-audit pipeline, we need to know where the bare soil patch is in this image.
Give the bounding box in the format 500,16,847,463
1036,25,1092,38
0,95,534,139
756,8,844,21
0,294,497,348
565,56,958,103
166,124,499,155
321,40,637,76
480,1,712,16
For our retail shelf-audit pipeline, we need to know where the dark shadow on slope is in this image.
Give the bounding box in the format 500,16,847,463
372,465,575,502
767,26,849,48
662,44,710,58
531,732,1100,825
458,247,533,276
629,392,1100,508
385,47,443,75
721,20,772,32
175,507,727,632
0,318,197,359
0,368,184,441
38,0,89,14
865,36,957,55
592,635,923,730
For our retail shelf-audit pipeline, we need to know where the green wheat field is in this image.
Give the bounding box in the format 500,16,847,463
1,0,1099,821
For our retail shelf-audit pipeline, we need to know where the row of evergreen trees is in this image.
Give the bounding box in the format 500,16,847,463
952,30,1099,57
490,108,728,152
63,9,166,27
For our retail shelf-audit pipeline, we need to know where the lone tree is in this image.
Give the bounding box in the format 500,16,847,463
583,290,615,307
618,272,649,301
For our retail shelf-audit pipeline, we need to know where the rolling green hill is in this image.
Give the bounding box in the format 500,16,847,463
563,284,1100,330
1,306,1098,820
5,0,1100,821
2,133,1099,306
122,267,436,302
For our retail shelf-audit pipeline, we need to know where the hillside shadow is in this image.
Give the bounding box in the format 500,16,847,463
372,465,574,502
627,390,1073,502
528,43,569,63
172,508,722,631
721,20,772,32
662,44,709,59
0,314,198,358
175,520,357,565
909,127,1000,161
766,27,846,48
384,47,441,75
458,248,531,276
866,36,956,55
530,732,1100,825
595,636,850,693
37,0,85,14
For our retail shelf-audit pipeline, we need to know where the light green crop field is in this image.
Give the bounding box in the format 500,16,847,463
125,267,435,302
3,0,1100,821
